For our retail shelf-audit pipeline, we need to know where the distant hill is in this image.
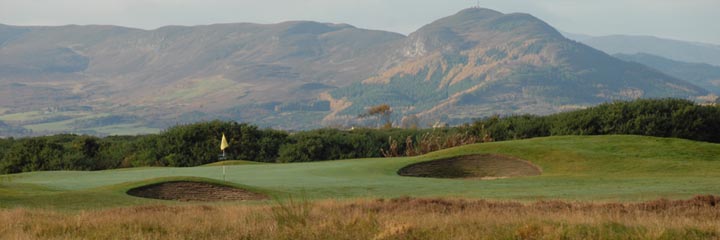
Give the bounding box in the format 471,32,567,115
614,53,720,96
0,9,708,135
327,9,707,126
566,34,720,66
0,119,27,137
0,22,405,132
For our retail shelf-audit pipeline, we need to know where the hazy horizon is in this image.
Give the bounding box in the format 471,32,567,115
1,0,719,45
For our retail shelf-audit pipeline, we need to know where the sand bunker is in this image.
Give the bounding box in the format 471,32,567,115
398,154,542,179
127,181,268,201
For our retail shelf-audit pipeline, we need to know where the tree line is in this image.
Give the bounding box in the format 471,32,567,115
0,98,718,174
470,98,720,143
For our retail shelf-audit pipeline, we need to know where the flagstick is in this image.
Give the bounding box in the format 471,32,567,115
220,133,229,182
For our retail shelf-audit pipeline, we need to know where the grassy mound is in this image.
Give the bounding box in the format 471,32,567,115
202,160,263,166
127,180,268,201
398,154,542,179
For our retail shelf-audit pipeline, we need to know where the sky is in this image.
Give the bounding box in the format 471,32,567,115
1,0,719,45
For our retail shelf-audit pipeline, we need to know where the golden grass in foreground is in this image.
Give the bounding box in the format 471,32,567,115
1,196,719,240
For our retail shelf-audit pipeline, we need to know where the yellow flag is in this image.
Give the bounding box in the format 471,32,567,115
220,133,229,151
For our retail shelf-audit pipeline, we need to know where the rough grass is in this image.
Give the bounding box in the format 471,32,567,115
2,135,720,210
1,196,718,239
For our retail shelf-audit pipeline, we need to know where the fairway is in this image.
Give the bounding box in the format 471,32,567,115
1,135,719,210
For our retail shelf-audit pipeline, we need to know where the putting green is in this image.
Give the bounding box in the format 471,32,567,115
1,135,719,210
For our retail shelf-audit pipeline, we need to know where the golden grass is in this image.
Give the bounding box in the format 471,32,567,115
1,196,718,239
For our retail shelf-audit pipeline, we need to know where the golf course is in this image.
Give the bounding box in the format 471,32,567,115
2,135,719,209
2,134,720,239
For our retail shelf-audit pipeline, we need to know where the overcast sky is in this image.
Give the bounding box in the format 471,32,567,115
1,0,719,44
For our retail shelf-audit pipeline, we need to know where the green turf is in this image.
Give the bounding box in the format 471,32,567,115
154,77,251,103
1,135,719,210
0,111,47,122
0,110,159,135
87,123,161,136
23,113,109,132
202,160,265,166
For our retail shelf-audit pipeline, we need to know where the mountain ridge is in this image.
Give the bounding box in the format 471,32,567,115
615,53,720,96
566,33,720,66
324,9,706,126
0,8,710,135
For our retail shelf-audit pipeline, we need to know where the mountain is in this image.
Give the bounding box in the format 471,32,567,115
559,31,595,42
0,22,405,132
614,53,720,96
325,9,707,126
566,33,720,66
0,9,709,135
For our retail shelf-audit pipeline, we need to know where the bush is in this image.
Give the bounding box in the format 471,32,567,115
1,99,718,173
472,99,720,143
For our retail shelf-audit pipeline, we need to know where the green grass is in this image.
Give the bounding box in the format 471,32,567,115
88,123,161,136
0,110,94,123
154,77,251,102
202,160,265,166
0,107,161,136
22,113,108,132
1,135,719,210
1,111,159,135
0,111,46,122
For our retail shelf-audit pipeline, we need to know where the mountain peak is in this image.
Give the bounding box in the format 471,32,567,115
415,8,561,37
422,8,502,29
404,7,563,56
455,8,504,18
0,9,709,133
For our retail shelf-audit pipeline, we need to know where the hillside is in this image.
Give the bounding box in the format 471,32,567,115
327,9,707,126
0,22,405,133
615,53,720,96
573,34,720,66
0,9,709,135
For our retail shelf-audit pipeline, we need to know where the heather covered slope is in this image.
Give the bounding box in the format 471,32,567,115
0,22,405,132
327,9,707,125
0,9,709,134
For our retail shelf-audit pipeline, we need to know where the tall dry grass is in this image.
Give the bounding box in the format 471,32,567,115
1,196,719,239
382,131,483,158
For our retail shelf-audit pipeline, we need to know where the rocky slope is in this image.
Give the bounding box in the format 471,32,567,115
326,9,707,126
